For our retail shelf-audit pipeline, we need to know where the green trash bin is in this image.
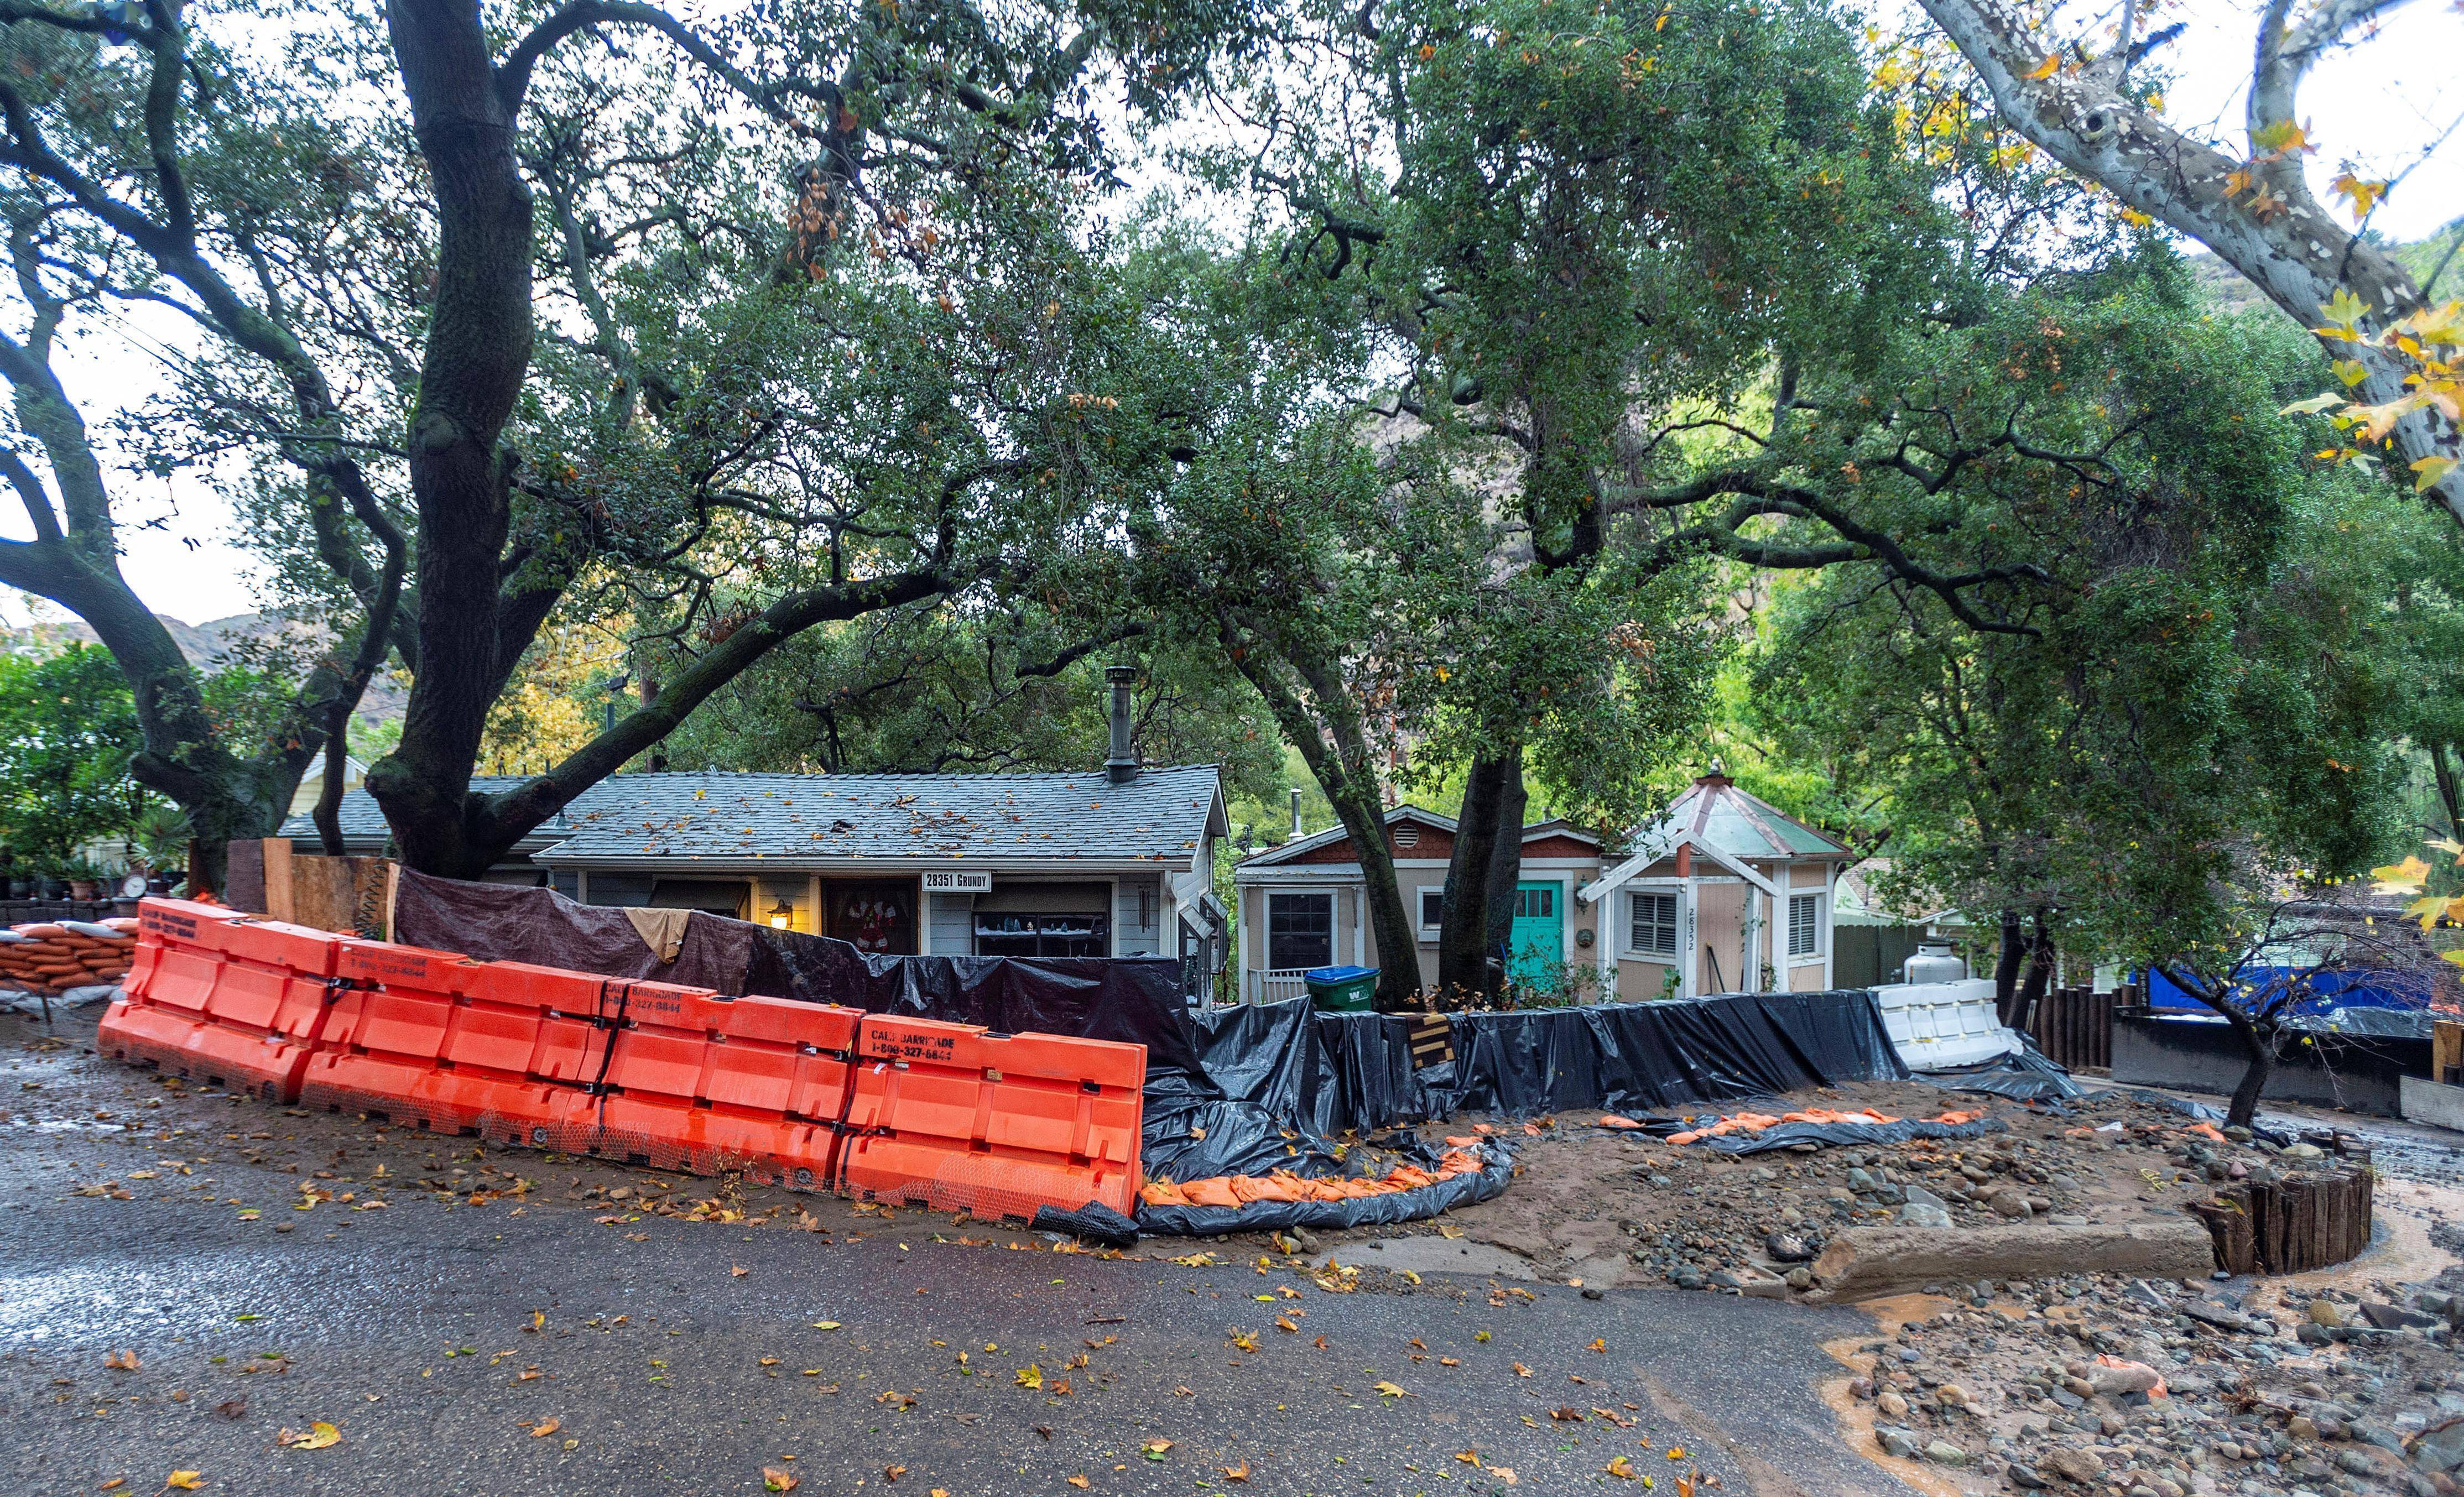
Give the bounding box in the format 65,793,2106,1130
1303,964,1378,1012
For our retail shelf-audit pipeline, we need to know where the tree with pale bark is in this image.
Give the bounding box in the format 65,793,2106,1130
1912,0,2462,515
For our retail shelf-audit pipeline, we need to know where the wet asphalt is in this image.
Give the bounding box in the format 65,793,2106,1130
1,1009,1909,1497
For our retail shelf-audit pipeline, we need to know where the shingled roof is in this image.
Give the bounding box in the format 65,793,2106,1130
283,768,1227,870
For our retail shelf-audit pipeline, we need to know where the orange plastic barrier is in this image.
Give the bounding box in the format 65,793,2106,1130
301,947,621,1149
838,1015,1143,1220
584,988,859,1190
96,898,346,1100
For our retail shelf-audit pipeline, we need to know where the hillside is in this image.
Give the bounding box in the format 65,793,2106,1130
0,610,409,720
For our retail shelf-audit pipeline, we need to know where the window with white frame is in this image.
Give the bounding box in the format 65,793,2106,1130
1418,888,1446,938
1788,892,1821,957
1266,891,1336,969
1629,891,1678,956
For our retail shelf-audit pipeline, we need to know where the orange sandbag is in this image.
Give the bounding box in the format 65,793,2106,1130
1140,1180,1191,1208
1597,1115,1645,1129
1180,1178,1244,1209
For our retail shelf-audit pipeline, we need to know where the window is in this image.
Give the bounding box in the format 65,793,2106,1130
1630,892,1678,956
1265,891,1335,970
975,912,1108,958
1419,888,1446,938
1514,885,1554,919
1788,893,1821,957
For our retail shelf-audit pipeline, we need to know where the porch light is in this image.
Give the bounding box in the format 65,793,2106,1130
768,898,794,930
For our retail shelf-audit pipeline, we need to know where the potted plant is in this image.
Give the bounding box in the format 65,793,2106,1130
59,856,107,903
128,804,191,890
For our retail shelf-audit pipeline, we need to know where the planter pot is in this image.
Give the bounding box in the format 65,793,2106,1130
69,880,99,901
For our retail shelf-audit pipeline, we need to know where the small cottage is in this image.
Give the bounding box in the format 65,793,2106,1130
1576,766,1856,999
1231,807,1607,1003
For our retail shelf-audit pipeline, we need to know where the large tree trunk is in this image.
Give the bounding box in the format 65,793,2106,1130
1439,750,1515,998
1991,909,2026,1019
1224,624,1422,1009
1482,760,1529,999
365,1,544,879
2008,922,2055,1031
1914,0,2461,520
2433,742,2464,845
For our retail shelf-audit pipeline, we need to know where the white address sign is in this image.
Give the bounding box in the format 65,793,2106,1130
919,869,993,894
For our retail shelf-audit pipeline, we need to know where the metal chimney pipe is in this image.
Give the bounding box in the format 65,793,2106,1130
1290,786,1303,838
1103,665,1140,784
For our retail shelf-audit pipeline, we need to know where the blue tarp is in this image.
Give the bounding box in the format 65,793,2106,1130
2144,964,2439,1020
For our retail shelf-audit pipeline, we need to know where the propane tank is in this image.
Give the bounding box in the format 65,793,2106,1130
1903,941,1967,985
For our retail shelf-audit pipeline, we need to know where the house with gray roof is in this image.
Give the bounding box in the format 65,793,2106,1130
280,679,1230,976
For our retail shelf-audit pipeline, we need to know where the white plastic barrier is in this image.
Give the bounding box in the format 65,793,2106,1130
1869,977,2023,1070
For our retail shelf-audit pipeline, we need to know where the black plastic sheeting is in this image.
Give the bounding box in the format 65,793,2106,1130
386,877,1916,1235
1612,1110,2008,1156
1913,1039,2087,1102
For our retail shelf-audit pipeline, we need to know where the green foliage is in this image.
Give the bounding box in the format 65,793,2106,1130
0,644,140,869
1744,268,2406,968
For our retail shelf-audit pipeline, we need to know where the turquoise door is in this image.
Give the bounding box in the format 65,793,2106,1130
1508,881,1563,991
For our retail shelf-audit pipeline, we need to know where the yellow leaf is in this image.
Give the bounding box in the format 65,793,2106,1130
1588,1338,1608,1353
1016,1364,1043,1389
2329,171,2387,219
2415,456,2458,493
2022,54,2059,80
2372,855,2432,894
1608,1454,1639,1478
1374,1380,1410,1397
1144,1439,1174,1459
2252,117,2312,154
1457,1451,1484,1467
529,1418,560,1438
279,1422,341,1451
1069,1478,1091,1489
811,1322,841,1331
2320,288,2370,330
165,1476,205,1492
1221,1461,1252,1481
2280,393,2343,415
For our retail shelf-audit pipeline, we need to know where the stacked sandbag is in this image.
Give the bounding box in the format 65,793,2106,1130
0,917,138,995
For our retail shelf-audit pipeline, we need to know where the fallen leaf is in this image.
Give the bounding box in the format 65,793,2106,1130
212,1399,247,1420
103,1350,142,1371
883,1465,905,1483
763,1469,799,1492
1228,1330,1259,1353
1312,1336,1327,1349
1143,1439,1173,1461
1015,1364,1043,1390
1373,1381,1411,1399
1607,1455,1637,1479
165,1477,205,1492
1491,1468,1518,1485
1551,1407,1585,1422
731,1265,749,1277
100,1480,126,1492
759,1357,780,1366
1440,1357,1461,1367
1456,1451,1482,1467
277,1422,341,1450
1067,1478,1091,1490
1512,1363,1531,1377
528,1418,560,1438
1221,1461,1252,1482
1588,1338,1607,1353
1666,1447,1689,1461
1274,1316,1299,1333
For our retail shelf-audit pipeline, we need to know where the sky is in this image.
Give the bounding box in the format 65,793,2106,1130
1,0,2458,634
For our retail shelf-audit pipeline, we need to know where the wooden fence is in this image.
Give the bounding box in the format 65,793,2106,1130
2028,983,2132,1071
2190,1163,2374,1275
